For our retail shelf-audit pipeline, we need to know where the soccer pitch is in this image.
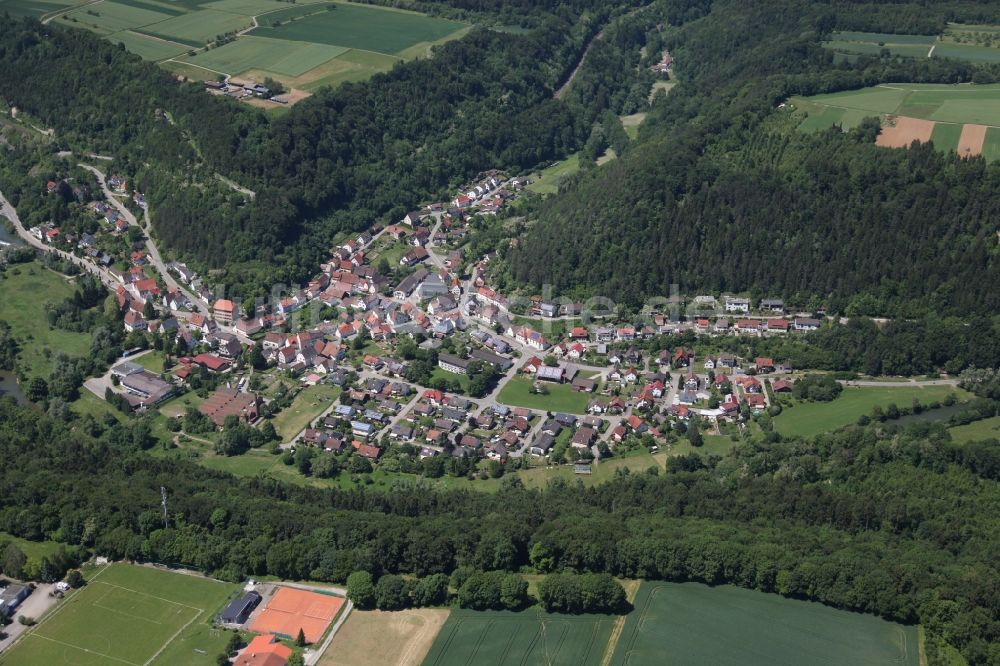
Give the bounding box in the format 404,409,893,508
0,563,238,666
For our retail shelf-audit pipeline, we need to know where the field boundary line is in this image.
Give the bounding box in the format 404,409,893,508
94,580,205,612
0,563,114,656
142,607,204,666
28,633,141,666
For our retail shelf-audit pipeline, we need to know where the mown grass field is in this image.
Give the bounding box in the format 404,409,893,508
497,376,592,414
271,382,341,442
949,415,1000,443
0,563,238,666
773,385,968,438
423,608,619,666
0,261,93,379
520,450,668,489
527,154,582,194
609,582,919,666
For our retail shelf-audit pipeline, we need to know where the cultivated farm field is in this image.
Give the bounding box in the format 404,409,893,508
321,608,450,666
422,608,619,666
0,563,238,666
609,582,919,666
824,25,1000,63
27,0,467,98
791,82,1000,159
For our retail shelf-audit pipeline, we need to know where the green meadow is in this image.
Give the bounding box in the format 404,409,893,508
774,385,967,438
610,582,919,666
0,261,93,379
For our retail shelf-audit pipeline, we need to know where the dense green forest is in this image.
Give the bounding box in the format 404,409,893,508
0,396,997,663
0,0,691,298
508,0,1000,317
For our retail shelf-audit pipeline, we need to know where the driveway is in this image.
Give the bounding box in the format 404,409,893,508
0,583,59,654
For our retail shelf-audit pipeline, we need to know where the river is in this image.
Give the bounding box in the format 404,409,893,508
0,221,25,247
894,402,968,426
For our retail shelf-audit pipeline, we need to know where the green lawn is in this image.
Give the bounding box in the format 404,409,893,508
135,350,167,373
424,608,618,666
0,532,65,561
250,2,467,55
0,563,238,666
270,382,341,442
774,385,969,438
527,153,581,195
497,376,592,414
519,450,667,489
0,262,93,378
71,390,126,423
157,390,205,418
430,366,471,393
610,582,919,666
949,415,1000,443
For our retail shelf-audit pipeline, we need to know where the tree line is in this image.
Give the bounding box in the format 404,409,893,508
507,0,1000,318
0,395,996,662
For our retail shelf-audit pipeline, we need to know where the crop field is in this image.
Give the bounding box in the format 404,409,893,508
136,9,253,46
34,0,467,97
823,25,1000,63
322,609,451,666
250,3,465,54
773,385,968,438
183,36,348,77
62,0,177,35
2,0,80,19
791,83,1000,159
109,30,190,60
0,563,238,666
609,582,919,666
422,608,619,666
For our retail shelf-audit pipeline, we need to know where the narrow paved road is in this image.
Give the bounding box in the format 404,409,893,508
80,163,212,317
0,189,120,290
840,378,959,387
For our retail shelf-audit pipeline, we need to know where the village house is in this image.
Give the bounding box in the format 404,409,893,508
725,297,751,313
213,298,235,324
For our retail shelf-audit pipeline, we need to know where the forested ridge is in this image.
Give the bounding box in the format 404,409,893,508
0,396,997,662
508,0,1000,317
0,0,687,297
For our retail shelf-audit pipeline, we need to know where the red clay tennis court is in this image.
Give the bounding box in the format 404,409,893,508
249,587,344,643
